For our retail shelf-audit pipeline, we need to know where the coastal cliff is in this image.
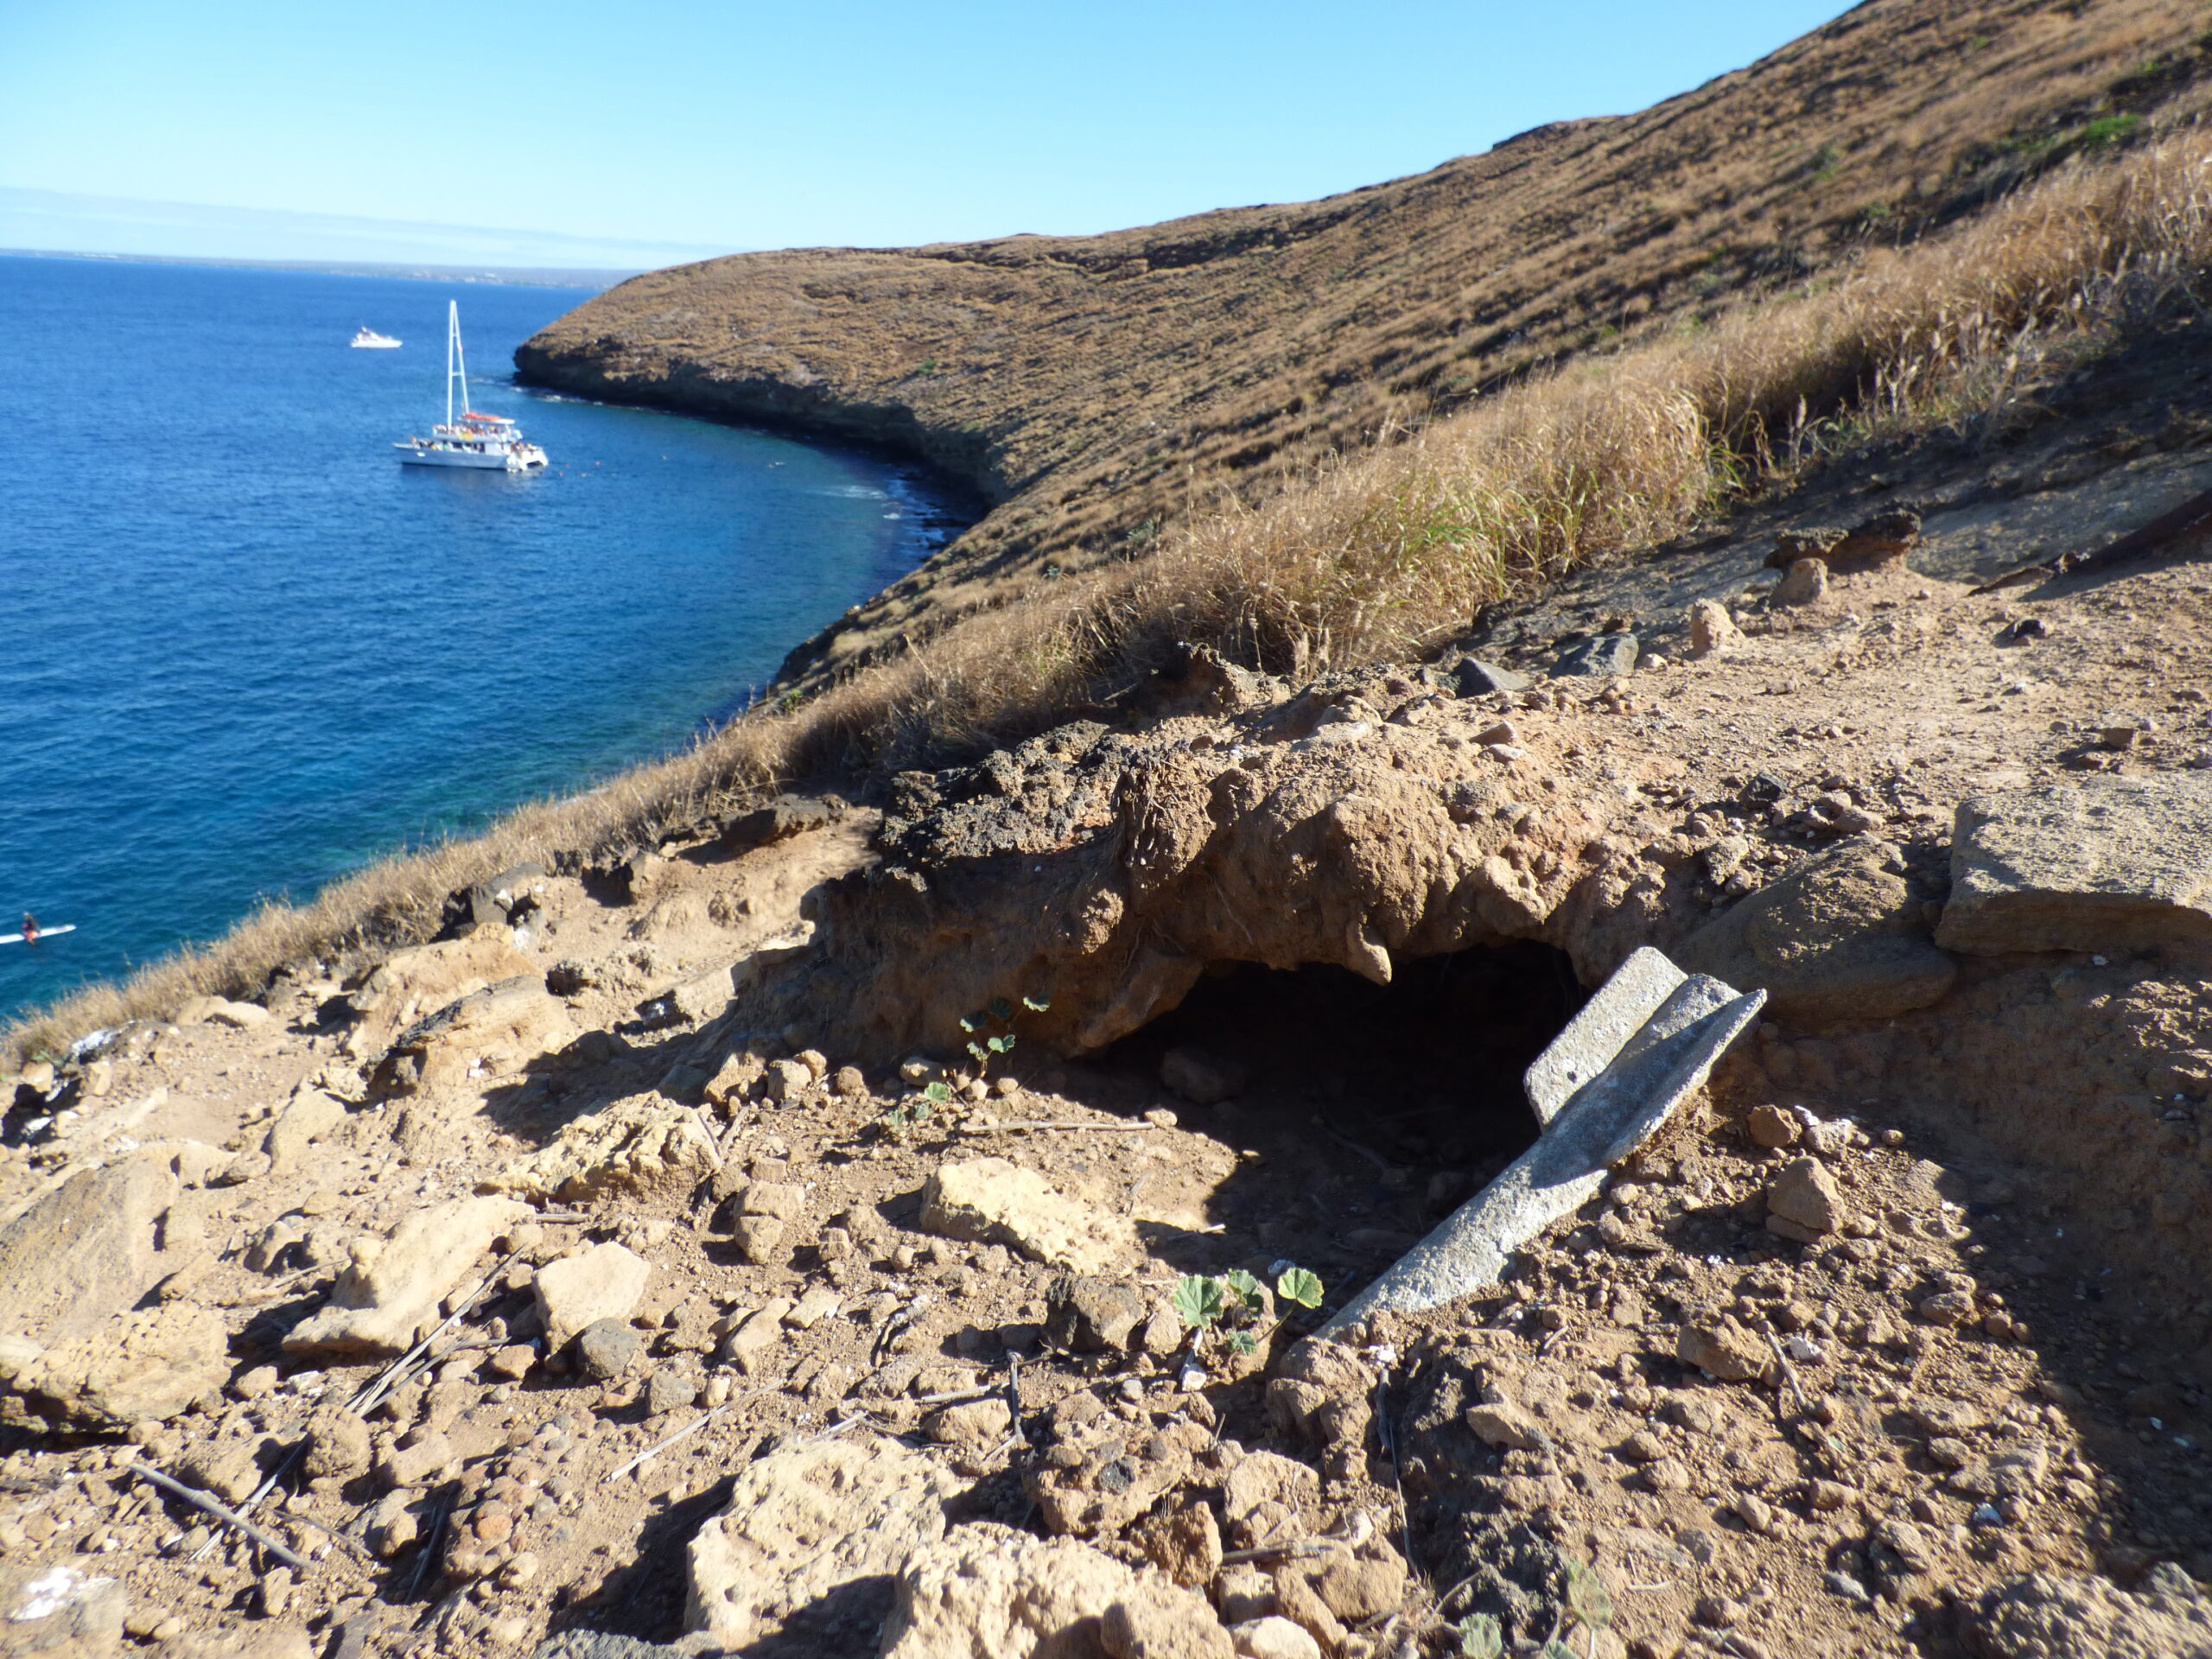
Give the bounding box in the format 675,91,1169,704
516,0,2212,690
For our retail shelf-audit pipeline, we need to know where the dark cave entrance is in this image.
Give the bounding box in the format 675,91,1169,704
1081,941,1586,1279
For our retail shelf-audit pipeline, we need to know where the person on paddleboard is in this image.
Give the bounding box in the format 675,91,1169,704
18,914,36,946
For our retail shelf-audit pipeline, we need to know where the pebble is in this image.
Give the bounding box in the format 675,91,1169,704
1823,1570,1872,1605
575,1319,641,1382
232,1365,280,1401
1746,1104,1801,1150
645,1367,697,1417
1694,1595,1743,1629
1917,1291,1977,1325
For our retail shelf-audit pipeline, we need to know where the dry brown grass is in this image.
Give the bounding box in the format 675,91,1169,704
523,0,2212,692
12,131,2212,1065
765,130,2212,762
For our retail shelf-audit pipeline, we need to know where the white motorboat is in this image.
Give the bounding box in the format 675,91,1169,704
350,326,402,348
394,302,547,472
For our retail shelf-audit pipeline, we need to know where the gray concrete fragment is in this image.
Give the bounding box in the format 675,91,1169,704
1522,947,1686,1124
1322,951,1762,1335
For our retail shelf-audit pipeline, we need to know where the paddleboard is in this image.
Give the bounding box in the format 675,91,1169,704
0,925,75,945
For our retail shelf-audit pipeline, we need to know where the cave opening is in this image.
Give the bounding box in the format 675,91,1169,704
1072,940,1586,1287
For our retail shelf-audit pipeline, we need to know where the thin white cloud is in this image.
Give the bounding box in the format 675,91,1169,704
0,188,735,271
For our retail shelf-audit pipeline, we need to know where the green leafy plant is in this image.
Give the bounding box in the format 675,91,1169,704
1171,1274,1226,1330
1275,1267,1324,1309
2078,113,2144,149
959,994,1049,1077
917,358,941,375
880,1078,950,1141
1564,1560,1613,1633
1554,1558,1614,1659
1455,1612,1503,1658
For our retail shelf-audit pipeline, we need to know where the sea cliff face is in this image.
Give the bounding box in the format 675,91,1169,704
515,0,2212,692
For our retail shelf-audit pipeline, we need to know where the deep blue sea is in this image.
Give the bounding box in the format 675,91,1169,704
0,255,967,1023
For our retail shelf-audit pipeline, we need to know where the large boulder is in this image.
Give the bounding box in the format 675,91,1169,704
371,976,572,1096
264,1090,347,1174
283,1195,525,1357
722,794,838,853
346,932,539,1036
883,1523,1232,1659
0,1303,227,1428
1938,777,2212,956
0,1156,183,1342
1678,839,1955,1025
686,1435,961,1647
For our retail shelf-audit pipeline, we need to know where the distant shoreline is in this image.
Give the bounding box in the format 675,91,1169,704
0,246,635,291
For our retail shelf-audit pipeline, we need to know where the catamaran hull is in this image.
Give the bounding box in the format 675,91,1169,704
398,447,544,472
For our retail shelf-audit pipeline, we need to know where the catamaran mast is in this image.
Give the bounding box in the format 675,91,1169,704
443,300,474,426
453,301,472,419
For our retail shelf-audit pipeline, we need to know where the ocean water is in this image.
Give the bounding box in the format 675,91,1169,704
0,255,968,1024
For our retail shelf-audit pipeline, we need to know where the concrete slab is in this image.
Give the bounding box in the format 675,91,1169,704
1321,951,1763,1336
1522,947,1687,1124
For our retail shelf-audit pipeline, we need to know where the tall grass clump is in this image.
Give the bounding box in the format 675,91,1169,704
12,131,2212,1060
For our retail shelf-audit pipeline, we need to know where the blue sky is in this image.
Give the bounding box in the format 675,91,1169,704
0,1,1853,267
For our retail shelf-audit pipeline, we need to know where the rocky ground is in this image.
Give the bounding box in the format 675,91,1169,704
10,417,2212,1656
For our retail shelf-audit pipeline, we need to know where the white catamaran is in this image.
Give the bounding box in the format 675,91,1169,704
395,302,547,472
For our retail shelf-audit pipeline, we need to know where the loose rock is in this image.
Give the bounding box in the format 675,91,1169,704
532,1242,652,1352
919,1158,1136,1274
687,1435,961,1647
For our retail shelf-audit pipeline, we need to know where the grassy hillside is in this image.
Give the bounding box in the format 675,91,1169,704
518,0,2212,689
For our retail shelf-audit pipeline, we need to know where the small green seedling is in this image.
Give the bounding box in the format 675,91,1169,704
1275,1267,1324,1309
958,994,1049,1077
1558,1557,1614,1659
880,1078,950,1141
1455,1614,1503,1659
1564,1560,1613,1633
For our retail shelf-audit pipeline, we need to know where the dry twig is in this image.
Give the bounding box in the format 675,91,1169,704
133,1463,308,1572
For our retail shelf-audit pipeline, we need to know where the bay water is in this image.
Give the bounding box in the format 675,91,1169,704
0,254,966,1022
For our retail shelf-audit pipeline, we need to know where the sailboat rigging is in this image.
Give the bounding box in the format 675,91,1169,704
394,302,547,472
